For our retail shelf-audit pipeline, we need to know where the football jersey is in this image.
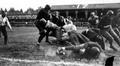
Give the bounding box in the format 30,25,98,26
0,14,3,26
63,24,77,32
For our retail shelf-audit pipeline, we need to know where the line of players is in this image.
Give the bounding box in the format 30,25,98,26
36,5,120,52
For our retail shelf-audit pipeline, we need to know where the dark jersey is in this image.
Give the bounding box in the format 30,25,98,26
112,16,120,28
88,16,99,26
98,15,113,29
51,15,65,27
35,9,51,29
36,9,51,20
82,29,98,39
68,30,90,45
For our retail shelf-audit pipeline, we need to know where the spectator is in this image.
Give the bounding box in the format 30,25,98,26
0,11,12,45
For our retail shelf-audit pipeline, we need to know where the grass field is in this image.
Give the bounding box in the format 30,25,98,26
0,27,120,66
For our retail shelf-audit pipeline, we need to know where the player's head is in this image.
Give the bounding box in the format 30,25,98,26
117,12,120,17
56,47,66,56
117,9,120,13
106,10,114,16
90,12,96,16
44,4,51,11
54,11,59,16
117,9,120,16
0,11,5,18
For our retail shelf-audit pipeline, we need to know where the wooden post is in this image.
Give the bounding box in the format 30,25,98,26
85,10,88,19
66,11,69,17
75,11,78,19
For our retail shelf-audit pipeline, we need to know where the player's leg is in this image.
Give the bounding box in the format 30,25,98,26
1,26,8,45
100,30,117,51
45,30,52,44
113,28,120,38
38,30,46,43
109,27,120,47
0,27,1,38
95,35,105,50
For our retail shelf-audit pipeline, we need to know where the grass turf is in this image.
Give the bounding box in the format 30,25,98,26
0,27,119,66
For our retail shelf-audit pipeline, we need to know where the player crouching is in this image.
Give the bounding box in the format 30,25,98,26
56,42,104,61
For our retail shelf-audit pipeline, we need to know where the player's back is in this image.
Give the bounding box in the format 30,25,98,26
0,14,3,26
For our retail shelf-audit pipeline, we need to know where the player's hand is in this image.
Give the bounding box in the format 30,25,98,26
56,47,66,55
10,28,13,31
104,25,110,28
40,18,46,22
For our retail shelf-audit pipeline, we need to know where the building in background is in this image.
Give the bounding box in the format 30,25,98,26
51,3,120,22
5,3,120,27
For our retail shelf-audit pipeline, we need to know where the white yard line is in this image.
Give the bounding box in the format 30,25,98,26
0,57,103,66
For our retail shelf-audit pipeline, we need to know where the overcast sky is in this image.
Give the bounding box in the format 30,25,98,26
0,0,120,11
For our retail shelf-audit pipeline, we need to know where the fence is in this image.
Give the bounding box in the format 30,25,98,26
10,21,35,27
10,21,89,27
73,22,89,27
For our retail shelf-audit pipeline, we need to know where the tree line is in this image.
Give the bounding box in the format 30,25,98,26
1,7,42,15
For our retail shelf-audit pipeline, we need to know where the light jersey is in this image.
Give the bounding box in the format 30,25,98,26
45,20,58,28
0,16,8,26
63,24,77,32
62,24,77,41
0,15,3,26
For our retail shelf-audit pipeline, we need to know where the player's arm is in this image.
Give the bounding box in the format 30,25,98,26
59,43,87,51
6,17,12,30
96,17,99,24
104,25,111,28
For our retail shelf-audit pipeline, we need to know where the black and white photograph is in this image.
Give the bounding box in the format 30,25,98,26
0,0,120,66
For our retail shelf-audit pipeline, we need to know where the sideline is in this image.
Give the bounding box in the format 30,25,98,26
0,57,103,66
